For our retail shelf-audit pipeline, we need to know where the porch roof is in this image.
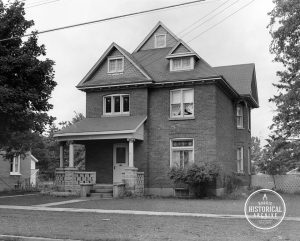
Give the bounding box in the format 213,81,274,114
54,115,147,141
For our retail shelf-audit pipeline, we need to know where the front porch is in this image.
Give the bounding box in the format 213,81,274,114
53,116,147,197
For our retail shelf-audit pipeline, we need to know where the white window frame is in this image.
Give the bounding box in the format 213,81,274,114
236,104,244,129
170,57,194,72
103,94,130,116
170,88,194,119
10,155,21,175
237,147,244,173
154,34,166,48
170,138,194,168
107,57,124,74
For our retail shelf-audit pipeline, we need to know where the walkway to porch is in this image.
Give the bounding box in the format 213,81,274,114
53,115,147,197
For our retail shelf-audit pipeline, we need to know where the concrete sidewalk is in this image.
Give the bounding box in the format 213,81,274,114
0,204,299,222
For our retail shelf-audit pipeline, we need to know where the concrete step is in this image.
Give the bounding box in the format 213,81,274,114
90,192,113,198
91,188,113,193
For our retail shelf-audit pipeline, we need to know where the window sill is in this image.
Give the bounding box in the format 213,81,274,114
102,113,130,117
107,72,124,75
169,117,195,121
237,127,244,130
10,172,21,176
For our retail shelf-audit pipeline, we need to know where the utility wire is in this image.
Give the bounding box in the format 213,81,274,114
187,0,256,42
178,0,231,36
179,0,240,38
25,0,60,9
0,0,205,43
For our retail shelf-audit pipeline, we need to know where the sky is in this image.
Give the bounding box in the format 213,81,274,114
10,0,281,143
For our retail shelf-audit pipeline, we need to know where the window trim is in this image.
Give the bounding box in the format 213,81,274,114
103,94,130,116
10,155,21,175
248,147,251,175
248,107,251,131
154,34,167,48
237,146,244,173
236,104,244,129
170,57,194,72
107,56,124,74
170,138,194,168
170,88,194,119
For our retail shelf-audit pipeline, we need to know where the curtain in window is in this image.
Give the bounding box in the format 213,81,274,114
171,91,181,116
182,57,191,68
116,59,123,71
156,35,165,47
183,89,194,116
173,59,181,70
109,59,116,72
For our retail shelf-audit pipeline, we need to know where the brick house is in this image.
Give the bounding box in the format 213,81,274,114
54,22,258,196
0,153,39,191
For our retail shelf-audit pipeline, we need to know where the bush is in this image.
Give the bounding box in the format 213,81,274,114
168,162,221,197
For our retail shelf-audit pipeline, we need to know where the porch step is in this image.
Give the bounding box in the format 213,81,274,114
90,192,113,198
90,184,113,198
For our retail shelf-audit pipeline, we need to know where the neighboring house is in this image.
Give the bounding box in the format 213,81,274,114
0,152,39,191
54,22,259,196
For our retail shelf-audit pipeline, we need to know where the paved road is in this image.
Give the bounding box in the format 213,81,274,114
0,209,299,241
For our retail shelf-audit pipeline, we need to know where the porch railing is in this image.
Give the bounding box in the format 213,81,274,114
74,172,96,185
136,172,144,195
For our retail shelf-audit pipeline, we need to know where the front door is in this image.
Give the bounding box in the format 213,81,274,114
113,143,128,183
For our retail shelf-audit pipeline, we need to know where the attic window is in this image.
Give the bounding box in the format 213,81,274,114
108,57,124,73
170,57,194,71
155,34,166,48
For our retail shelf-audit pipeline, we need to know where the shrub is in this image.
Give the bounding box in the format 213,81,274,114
168,162,221,197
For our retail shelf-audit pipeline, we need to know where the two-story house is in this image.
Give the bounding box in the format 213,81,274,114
54,22,258,197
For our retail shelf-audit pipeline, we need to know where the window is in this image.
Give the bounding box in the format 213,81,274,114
237,147,244,173
108,57,124,73
155,34,166,48
170,139,194,168
170,57,194,71
170,89,194,118
236,104,243,128
10,155,21,175
103,94,130,115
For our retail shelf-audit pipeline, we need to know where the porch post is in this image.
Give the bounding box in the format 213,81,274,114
69,142,74,168
59,143,64,168
128,138,135,167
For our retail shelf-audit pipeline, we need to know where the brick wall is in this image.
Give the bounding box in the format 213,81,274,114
147,84,218,188
86,88,148,118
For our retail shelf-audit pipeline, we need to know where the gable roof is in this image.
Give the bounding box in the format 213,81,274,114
133,21,179,53
77,42,152,88
214,63,259,107
165,40,199,59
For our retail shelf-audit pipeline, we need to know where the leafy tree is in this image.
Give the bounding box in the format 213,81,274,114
0,1,56,157
31,112,86,177
251,136,263,173
266,0,300,169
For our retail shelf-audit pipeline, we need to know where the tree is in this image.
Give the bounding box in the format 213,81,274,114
31,112,86,177
251,136,263,173
266,0,300,169
0,1,56,157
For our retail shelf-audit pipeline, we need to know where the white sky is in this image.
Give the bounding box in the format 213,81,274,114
15,0,280,144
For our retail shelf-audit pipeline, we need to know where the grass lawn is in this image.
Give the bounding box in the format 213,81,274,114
53,194,300,217
0,194,79,206
0,209,299,241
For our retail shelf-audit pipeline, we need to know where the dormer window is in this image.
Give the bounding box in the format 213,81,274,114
108,57,124,73
170,57,194,71
155,34,166,48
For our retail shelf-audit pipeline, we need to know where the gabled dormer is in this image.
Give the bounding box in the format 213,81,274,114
77,43,152,90
166,40,199,72
134,21,179,52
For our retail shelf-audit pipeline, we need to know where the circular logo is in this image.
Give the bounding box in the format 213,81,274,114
244,189,286,230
